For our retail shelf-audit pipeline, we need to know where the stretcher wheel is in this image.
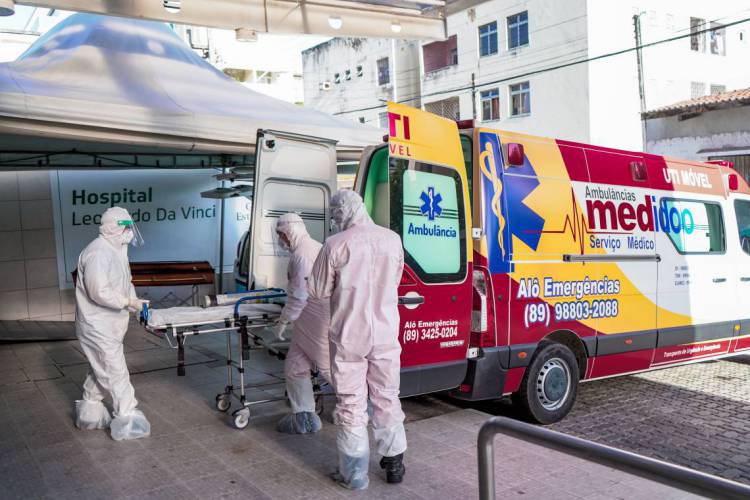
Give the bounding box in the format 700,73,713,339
232,409,250,430
215,394,231,412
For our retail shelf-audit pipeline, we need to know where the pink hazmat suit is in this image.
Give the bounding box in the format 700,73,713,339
275,213,331,433
308,190,406,490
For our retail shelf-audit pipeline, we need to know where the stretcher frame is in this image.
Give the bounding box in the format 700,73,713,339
140,289,312,429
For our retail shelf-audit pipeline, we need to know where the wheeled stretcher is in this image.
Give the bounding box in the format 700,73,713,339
140,289,298,429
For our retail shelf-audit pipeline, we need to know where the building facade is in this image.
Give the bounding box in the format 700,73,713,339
172,25,322,104
302,37,422,127
302,0,750,150
644,88,750,183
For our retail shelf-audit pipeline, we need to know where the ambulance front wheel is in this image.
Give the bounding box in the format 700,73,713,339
514,342,579,425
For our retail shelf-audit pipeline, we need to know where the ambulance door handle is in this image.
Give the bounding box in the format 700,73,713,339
741,277,750,282
398,295,425,306
713,277,727,283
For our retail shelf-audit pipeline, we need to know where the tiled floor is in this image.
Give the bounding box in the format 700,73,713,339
0,321,705,499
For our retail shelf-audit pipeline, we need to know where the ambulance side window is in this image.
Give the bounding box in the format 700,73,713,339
363,146,390,228
460,134,473,206
390,158,467,283
663,199,725,254
734,200,750,255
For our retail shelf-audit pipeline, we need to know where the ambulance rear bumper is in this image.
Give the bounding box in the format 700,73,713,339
449,346,508,401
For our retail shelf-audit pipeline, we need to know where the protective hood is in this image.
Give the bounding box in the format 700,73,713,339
100,206,134,247
330,190,372,232
276,213,310,252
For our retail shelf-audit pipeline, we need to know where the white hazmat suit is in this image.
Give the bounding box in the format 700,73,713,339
74,206,150,441
309,190,407,490
274,213,331,434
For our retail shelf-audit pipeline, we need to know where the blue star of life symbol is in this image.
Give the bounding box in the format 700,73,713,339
420,187,443,221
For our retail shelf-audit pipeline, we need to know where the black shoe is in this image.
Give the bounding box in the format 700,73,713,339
379,454,405,484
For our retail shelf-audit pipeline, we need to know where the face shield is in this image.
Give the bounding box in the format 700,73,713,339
117,219,145,247
271,227,290,257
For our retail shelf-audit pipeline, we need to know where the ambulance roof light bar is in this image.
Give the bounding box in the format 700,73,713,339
728,173,739,191
706,159,735,169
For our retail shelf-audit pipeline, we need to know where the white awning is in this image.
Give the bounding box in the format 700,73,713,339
8,0,489,39
0,13,382,168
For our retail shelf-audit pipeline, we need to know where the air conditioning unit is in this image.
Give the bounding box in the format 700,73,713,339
319,81,332,91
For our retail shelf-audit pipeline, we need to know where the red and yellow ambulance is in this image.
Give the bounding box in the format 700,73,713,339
359,103,750,423
243,103,750,423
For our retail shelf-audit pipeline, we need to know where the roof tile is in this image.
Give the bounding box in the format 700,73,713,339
643,87,750,119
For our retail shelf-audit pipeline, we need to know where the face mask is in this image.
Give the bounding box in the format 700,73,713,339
122,228,135,245
331,206,347,233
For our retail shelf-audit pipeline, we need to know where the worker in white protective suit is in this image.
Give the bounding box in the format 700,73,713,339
74,206,151,441
309,190,407,490
273,213,331,434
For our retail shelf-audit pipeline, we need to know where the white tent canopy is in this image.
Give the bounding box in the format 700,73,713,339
0,13,382,168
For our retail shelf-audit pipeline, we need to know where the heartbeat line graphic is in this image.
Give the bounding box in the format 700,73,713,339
526,188,624,254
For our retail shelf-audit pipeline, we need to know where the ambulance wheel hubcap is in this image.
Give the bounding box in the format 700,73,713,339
536,358,571,411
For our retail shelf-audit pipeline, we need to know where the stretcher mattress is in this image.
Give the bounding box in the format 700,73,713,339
146,303,282,328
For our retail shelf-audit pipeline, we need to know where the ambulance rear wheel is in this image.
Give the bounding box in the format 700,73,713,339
515,342,578,425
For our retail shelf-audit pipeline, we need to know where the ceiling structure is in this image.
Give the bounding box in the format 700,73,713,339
2,0,487,39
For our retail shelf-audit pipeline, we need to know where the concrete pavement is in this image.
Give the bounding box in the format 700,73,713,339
0,321,706,499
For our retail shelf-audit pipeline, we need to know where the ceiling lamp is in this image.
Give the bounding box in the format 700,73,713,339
328,15,343,30
163,0,181,14
390,21,402,33
235,28,257,42
0,0,15,16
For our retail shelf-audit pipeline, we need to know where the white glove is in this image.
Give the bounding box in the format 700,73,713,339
127,298,149,313
274,321,289,341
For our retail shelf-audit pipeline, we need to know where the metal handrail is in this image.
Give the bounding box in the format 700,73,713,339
477,416,750,500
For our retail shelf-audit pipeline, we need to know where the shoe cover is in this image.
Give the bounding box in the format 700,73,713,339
74,400,112,430
332,455,369,490
110,409,151,441
334,426,369,490
276,412,322,434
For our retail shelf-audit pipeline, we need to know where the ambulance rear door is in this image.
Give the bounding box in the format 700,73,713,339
355,103,473,396
248,130,337,290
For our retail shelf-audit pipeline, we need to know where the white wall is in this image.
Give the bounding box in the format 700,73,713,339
646,106,750,160
588,0,750,151
303,38,421,127
585,1,643,151
174,26,323,104
421,0,591,142
0,171,75,321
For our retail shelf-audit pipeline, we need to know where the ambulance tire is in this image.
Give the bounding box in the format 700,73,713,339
515,342,579,425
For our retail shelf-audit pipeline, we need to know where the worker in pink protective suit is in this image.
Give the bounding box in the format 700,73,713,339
274,213,331,434
74,206,151,441
309,190,407,490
